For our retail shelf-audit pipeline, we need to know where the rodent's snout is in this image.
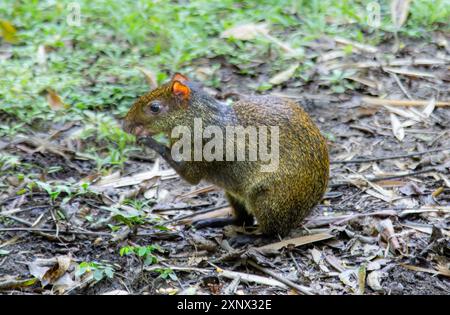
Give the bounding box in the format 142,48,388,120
122,120,150,137
122,119,134,134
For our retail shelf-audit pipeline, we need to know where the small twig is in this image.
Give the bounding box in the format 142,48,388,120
331,147,449,164
369,167,442,182
0,227,111,236
391,72,413,100
329,167,442,188
2,214,33,226
210,262,289,289
288,251,301,273
144,265,212,274
161,205,228,225
304,210,397,228
0,205,50,217
223,275,241,295
247,260,315,295
362,97,450,107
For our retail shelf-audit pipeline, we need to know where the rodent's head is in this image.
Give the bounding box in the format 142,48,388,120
123,73,193,137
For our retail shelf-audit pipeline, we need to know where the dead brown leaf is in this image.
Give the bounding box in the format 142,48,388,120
390,113,405,141
377,219,402,254
401,263,450,277
256,232,334,252
269,63,299,85
137,67,157,89
391,0,412,30
220,23,269,40
42,255,72,285
46,89,65,110
0,19,18,43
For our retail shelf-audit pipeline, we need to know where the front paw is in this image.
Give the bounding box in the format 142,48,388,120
138,137,167,155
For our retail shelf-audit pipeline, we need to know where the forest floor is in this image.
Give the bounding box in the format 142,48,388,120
0,1,449,295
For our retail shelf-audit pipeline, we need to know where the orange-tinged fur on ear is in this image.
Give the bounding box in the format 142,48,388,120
172,73,189,83
172,80,190,100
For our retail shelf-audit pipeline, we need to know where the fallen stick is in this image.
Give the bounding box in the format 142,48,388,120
329,167,441,188
214,265,289,290
0,227,111,236
362,97,450,107
331,147,449,164
162,205,229,225
247,260,315,295
144,265,212,274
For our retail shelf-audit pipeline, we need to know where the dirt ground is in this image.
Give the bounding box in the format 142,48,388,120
0,35,449,295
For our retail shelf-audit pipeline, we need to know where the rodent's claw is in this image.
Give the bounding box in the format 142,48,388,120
136,136,152,146
137,136,169,157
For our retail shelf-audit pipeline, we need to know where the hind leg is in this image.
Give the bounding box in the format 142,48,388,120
192,192,254,229
247,184,306,236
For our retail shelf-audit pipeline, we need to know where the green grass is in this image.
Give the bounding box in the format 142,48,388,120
0,0,448,172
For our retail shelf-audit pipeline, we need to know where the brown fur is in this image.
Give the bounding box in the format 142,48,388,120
123,74,329,235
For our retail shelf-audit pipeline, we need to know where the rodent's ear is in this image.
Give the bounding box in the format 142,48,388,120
171,80,190,101
172,73,189,83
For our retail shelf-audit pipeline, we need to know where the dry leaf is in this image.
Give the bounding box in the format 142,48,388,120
91,160,176,189
0,277,38,290
310,248,322,264
42,255,72,285
0,19,18,43
137,67,157,89
401,264,450,278
176,184,218,201
269,63,299,85
184,207,232,225
102,290,129,295
46,89,65,110
377,219,401,254
217,268,288,289
256,233,334,252
222,23,296,54
391,0,412,29
28,255,75,292
221,23,269,40
383,67,435,78
438,174,450,188
345,76,380,89
37,45,47,65
384,105,421,121
367,271,384,291
144,186,158,199
338,269,357,290
390,113,404,141
334,37,378,53
357,265,366,295
422,98,436,117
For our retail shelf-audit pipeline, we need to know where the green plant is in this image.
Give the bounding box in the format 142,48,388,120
321,69,356,93
104,206,147,228
0,153,20,171
76,261,115,282
34,181,72,202
120,245,164,265
155,268,178,281
30,180,95,203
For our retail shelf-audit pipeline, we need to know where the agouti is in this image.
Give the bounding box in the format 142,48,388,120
123,73,329,236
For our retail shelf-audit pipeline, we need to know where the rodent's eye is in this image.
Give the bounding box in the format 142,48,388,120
146,101,161,114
